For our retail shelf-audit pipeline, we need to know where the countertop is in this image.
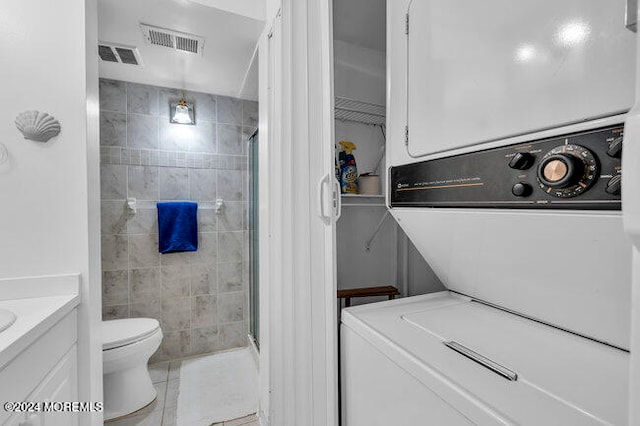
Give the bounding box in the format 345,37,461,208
0,274,80,370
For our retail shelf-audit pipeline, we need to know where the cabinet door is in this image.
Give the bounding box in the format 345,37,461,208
406,0,636,157
29,346,78,426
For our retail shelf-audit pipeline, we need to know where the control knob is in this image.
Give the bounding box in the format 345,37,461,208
508,152,535,170
606,175,622,195
607,137,623,158
536,144,598,198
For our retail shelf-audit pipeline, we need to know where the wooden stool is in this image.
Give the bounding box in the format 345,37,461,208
337,285,400,308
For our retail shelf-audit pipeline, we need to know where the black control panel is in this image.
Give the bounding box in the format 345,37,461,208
390,125,623,209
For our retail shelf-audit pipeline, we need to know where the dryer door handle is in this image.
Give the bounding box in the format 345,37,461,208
444,341,518,381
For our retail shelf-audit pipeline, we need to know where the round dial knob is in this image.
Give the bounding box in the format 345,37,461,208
536,144,598,198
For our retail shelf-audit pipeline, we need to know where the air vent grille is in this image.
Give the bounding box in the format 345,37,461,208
148,29,174,48
140,23,205,55
98,45,118,62
115,48,139,65
98,43,143,66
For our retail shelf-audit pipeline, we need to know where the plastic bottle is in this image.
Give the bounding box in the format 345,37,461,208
339,141,358,194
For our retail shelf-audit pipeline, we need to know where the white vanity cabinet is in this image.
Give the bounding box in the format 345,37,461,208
0,276,80,426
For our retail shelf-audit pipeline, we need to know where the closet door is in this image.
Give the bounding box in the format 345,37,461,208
406,0,636,157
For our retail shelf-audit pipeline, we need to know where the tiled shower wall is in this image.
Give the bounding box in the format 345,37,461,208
99,79,257,362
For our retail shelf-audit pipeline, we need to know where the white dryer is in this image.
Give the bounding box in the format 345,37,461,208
341,0,637,424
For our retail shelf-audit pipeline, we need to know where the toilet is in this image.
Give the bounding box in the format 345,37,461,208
102,318,163,421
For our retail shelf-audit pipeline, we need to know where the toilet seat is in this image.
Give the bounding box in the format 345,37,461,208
103,318,161,350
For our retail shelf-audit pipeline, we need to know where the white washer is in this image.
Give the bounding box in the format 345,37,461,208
341,292,628,425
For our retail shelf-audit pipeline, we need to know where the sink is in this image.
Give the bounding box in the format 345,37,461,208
0,309,16,333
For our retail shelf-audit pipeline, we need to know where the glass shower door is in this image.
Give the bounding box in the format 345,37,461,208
248,130,260,347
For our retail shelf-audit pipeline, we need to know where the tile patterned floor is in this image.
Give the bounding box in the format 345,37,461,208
105,357,259,426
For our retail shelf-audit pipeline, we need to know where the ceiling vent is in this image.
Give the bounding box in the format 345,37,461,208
98,42,143,66
140,23,205,55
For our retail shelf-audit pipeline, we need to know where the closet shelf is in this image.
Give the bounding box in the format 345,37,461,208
335,97,385,126
341,194,386,207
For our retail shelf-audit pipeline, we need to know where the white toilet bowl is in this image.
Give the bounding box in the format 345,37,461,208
102,318,163,421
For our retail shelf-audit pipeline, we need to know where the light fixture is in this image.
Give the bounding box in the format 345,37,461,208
170,95,195,125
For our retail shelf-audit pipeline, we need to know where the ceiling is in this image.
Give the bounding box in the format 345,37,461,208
98,0,264,99
333,0,386,52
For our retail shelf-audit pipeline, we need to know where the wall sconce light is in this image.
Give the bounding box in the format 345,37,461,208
170,95,195,125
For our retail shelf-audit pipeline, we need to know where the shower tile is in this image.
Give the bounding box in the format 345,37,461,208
191,92,217,122
99,79,126,113
189,121,216,153
217,170,243,201
193,232,218,264
242,127,255,155
218,201,243,232
162,297,191,331
192,295,217,328
127,208,158,235
127,83,159,116
218,232,243,263
218,262,243,293
191,263,217,295
131,300,162,319
101,200,128,235
191,326,219,355
159,120,191,152
102,270,129,306
101,164,127,200
102,304,129,321
243,231,250,263
129,268,161,303
128,166,159,200
101,235,129,271
160,250,194,266
197,208,217,232
189,169,217,201
243,100,259,128
218,292,244,323
217,96,243,125
162,330,191,359
100,112,127,147
242,202,249,230
159,167,189,200
127,114,158,150
219,321,246,350
129,234,160,267
217,124,243,155
242,172,248,201
161,265,191,298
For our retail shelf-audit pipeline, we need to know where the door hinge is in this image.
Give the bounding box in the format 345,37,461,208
404,125,409,146
405,13,410,35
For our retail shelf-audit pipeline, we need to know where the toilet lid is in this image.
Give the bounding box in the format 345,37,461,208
103,318,161,350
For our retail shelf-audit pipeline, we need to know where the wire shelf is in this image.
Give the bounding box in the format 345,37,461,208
335,97,385,126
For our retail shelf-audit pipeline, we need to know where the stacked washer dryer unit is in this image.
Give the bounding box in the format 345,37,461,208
341,1,638,425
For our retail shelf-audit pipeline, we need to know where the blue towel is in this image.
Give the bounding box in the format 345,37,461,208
157,202,198,254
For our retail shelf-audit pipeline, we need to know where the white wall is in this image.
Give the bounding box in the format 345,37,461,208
0,0,102,423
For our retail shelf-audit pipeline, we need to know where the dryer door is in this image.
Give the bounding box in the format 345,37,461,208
406,0,636,157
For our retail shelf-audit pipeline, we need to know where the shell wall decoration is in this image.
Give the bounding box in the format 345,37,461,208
15,111,61,143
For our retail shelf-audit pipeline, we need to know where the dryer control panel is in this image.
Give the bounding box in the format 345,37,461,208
390,125,623,209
